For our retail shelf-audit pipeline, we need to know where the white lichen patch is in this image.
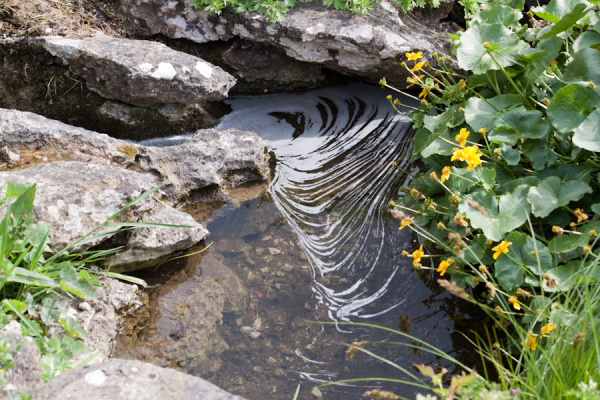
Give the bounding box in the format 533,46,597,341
151,62,177,80
195,62,213,78
85,370,107,386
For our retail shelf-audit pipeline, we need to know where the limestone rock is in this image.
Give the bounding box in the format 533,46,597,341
121,0,456,83
0,108,269,203
36,33,236,106
31,358,248,400
105,203,209,272
0,161,207,269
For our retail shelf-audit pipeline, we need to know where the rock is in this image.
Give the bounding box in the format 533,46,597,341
64,277,140,365
105,203,209,272
0,147,20,164
36,33,236,107
0,161,207,270
116,253,247,376
0,108,269,202
221,40,325,90
0,108,139,168
31,358,248,400
121,0,456,83
0,321,42,398
136,128,269,201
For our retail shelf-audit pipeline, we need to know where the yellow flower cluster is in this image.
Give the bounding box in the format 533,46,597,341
451,145,483,170
440,166,450,183
412,244,424,266
399,216,414,230
455,128,470,147
437,258,453,276
405,51,422,61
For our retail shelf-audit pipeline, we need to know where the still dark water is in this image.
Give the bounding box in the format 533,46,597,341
114,83,473,399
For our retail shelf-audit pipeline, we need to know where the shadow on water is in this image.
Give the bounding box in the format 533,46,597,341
113,82,482,399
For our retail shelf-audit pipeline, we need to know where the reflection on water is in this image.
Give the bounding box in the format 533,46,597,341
115,82,466,399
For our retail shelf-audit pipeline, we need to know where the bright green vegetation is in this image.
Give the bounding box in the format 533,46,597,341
192,0,442,23
370,0,600,397
0,182,161,389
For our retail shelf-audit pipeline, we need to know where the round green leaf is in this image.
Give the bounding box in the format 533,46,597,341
459,186,531,242
489,107,550,145
573,31,600,52
464,94,521,132
527,176,592,218
564,48,600,87
457,23,529,74
573,108,600,152
495,231,552,291
546,82,600,133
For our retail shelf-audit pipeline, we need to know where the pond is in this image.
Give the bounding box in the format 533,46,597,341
113,82,476,399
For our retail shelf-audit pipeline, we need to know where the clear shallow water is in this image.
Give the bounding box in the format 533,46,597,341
115,82,473,399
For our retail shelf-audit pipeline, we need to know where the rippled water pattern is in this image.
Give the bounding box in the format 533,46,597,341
218,83,417,324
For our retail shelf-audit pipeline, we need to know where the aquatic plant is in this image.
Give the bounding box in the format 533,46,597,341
369,0,600,397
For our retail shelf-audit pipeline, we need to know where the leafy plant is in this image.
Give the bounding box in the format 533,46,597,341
0,181,174,382
192,0,442,23
375,0,600,397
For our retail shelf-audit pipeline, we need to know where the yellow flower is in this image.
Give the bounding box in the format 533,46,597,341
406,75,424,88
541,323,556,335
455,128,470,147
522,332,538,351
463,146,483,170
418,87,431,99
410,60,427,73
437,258,452,276
440,166,450,183
508,295,520,310
412,244,424,266
492,240,512,260
405,51,423,61
399,217,414,230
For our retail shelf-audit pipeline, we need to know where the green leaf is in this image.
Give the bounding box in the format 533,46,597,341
536,164,593,184
464,234,494,265
532,0,592,23
457,23,529,74
527,176,592,218
478,168,496,191
546,82,600,133
489,107,549,145
573,108,600,152
499,144,520,165
5,299,27,313
60,316,88,340
420,129,456,158
548,233,590,253
495,231,552,290
6,267,60,288
459,186,531,241
59,266,98,300
538,3,592,40
564,48,600,87
573,31,600,52
471,5,523,28
521,137,558,170
464,94,521,132
5,182,35,199
62,336,91,358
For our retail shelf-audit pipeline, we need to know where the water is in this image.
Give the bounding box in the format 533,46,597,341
114,82,471,399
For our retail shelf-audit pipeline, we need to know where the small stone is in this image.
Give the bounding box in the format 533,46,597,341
311,386,323,398
276,271,285,277
268,248,281,255
241,326,252,333
262,236,272,241
253,366,263,373
249,331,261,339
267,357,277,365
255,247,265,255
0,146,20,163
252,318,262,330
282,264,293,272
261,267,269,274
79,302,92,311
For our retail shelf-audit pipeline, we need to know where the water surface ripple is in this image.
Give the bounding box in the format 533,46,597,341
218,82,417,324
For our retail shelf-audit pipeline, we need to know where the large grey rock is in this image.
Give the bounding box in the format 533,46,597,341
31,358,248,400
0,162,207,269
36,33,236,106
121,0,455,83
0,108,268,203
